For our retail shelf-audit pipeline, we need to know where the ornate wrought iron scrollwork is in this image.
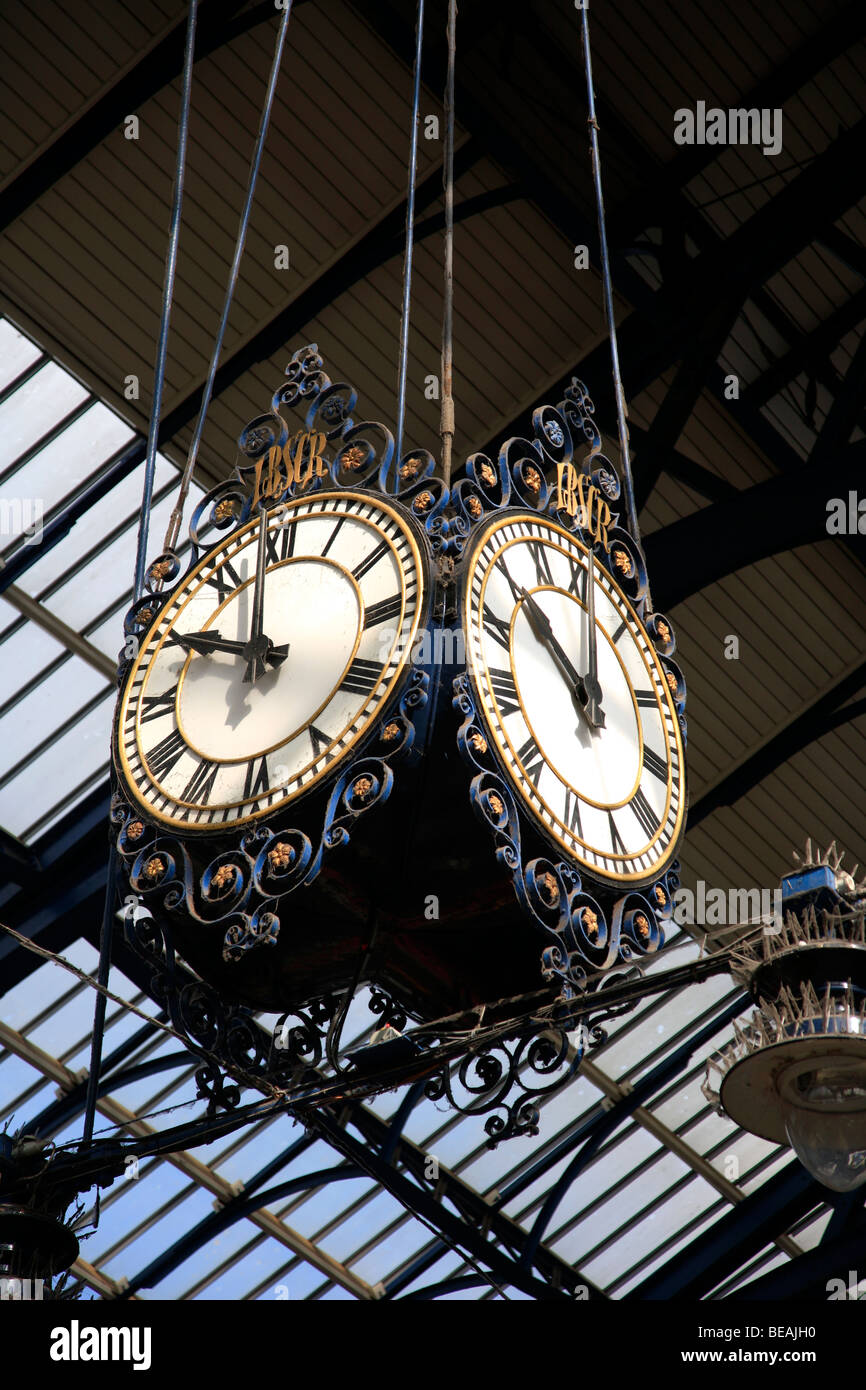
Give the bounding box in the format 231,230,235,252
423,1022,582,1147
452,672,669,998
195,1063,241,1116
117,883,281,1093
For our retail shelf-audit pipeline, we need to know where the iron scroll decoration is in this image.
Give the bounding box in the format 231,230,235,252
111,344,685,1126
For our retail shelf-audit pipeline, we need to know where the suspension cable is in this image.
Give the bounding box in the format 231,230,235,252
439,0,457,486
106,0,199,1145
579,7,645,565
131,0,198,602
162,0,295,554
395,0,426,468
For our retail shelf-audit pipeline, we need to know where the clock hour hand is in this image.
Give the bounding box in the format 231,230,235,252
576,668,605,730
518,586,595,726
174,629,289,668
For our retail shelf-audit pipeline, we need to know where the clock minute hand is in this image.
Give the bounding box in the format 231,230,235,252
237,506,290,683
578,553,606,729
519,587,592,725
241,505,272,683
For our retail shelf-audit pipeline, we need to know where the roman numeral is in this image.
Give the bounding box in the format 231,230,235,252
516,733,544,788
140,688,176,724
497,558,523,606
563,787,582,836
611,618,628,644
608,811,626,856
364,593,402,628
309,724,331,757
147,728,187,781
341,657,380,695
243,755,270,808
568,562,587,601
631,786,659,839
635,689,656,707
266,520,296,564
205,557,244,604
352,539,389,581
482,603,511,650
488,666,520,718
643,745,668,781
526,539,553,587
181,759,219,806
321,517,345,557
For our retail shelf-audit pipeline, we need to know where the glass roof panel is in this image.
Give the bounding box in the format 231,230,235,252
0,316,207,841
0,361,88,473
1,688,115,838
5,402,134,517
0,319,43,391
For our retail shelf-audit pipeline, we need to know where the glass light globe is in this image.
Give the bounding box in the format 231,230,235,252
781,1058,866,1193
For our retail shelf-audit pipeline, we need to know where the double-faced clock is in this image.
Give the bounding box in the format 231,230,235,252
116,492,424,830
111,346,687,1108
463,513,684,884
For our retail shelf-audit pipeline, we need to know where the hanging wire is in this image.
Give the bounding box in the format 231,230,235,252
80,845,119,1145
579,7,643,559
90,0,199,1148
162,0,295,554
0,918,285,1099
439,0,457,486
87,0,295,1132
395,0,426,468
132,0,198,602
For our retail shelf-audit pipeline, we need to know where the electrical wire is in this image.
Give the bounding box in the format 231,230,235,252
0,918,282,1098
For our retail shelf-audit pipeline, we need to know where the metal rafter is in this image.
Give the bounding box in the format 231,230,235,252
809,326,866,468
0,144,504,605
607,0,866,243
745,286,866,409
0,0,286,233
644,437,866,612
735,1210,866,1300
632,302,741,512
0,1017,381,1300
628,1161,821,1300
487,116,866,450
689,654,866,832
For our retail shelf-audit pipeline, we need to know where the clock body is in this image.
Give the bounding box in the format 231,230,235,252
112,348,687,1041
462,512,685,888
116,491,424,831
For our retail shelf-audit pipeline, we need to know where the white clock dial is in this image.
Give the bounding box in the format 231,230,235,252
117,492,424,828
465,515,685,881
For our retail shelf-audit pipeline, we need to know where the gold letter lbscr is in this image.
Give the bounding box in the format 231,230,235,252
252,431,329,507
556,464,611,551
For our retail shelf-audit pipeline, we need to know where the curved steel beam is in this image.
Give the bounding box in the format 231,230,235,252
645,438,866,612
628,1161,818,1300
688,658,866,832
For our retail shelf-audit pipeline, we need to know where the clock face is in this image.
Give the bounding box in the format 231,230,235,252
465,514,685,882
117,492,424,829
